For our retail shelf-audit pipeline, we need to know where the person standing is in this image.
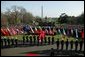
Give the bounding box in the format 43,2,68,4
48,37,50,45
7,37,10,46
70,39,74,50
33,35,36,45
65,39,69,50
15,37,18,47
29,36,32,45
11,37,14,46
52,36,54,44
75,39,78,51
50,48,54,56
23,35,25,45
61,39,64,50
4,37,7,46
26,36,29,42
1,37,4,47
56,39,59,50
79,40,83,51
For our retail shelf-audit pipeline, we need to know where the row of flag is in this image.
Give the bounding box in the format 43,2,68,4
1,27,23,36
57,28,84,39
23,26,84,39
1,26,84,40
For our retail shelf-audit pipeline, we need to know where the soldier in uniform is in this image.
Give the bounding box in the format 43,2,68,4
7,37,10,46
26,36,29,42
75,39,78,51
29,36,32,45
48,37,50,45
70,39,74,50
1,37,4,47
52,36,54,44
50,48,54,56
23,35,25,45
37,36,39,46
61,39,64,50
15,37,18,47
65,39,69,50
44,37,47,44
4,37,7,47
56,39,59,50
11,37,14,46
33,35,36,45
79,40,83,51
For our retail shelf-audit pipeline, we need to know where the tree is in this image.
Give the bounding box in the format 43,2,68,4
1,5,34,27
76,13,84,24
34,16,43,26
58,13,68,24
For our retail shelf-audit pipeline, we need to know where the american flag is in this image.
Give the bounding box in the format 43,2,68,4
30,26,34,33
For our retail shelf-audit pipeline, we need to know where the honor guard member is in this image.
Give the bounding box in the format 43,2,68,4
79,40,83,51
48,37,51,45
50,48,54,56
29,36,32,45
1,37,4,47
75,39,78,51
70,39,74,50
26,36,29,42
23,35,25,45
65,39,69,50
37,36,39,46
56,39,59,50
7,37,10,46
44,36,47,45
52,36,54,44
11,37,14,45
33,35,36,45
15,37,18,47
4,37,7,46
61,39,64,50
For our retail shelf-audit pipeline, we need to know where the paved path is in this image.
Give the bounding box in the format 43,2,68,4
1,43,84,56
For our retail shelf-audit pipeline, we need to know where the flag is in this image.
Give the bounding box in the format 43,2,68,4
4,28,9,36
6,27,10,35
39,26,42,30
58,28,61,34
16,28,19,34
49,29,54,35
1,28,6,36
11,28,17,35
49,27,51,34
45,28,48,34
35,27,37,31
34,27,38,34
30,26,34,33
71,29,73,34
63,28,66,35
39,29,45,41
81,30,84,40
75,29,78,38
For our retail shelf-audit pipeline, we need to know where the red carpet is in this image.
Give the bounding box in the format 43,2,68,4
25,53,39,56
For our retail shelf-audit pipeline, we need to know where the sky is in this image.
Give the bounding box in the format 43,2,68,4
1,1,84,17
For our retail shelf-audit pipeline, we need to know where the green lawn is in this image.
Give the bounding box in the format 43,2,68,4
1,34,80,42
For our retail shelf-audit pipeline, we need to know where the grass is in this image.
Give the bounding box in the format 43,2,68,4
1,34,79,42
